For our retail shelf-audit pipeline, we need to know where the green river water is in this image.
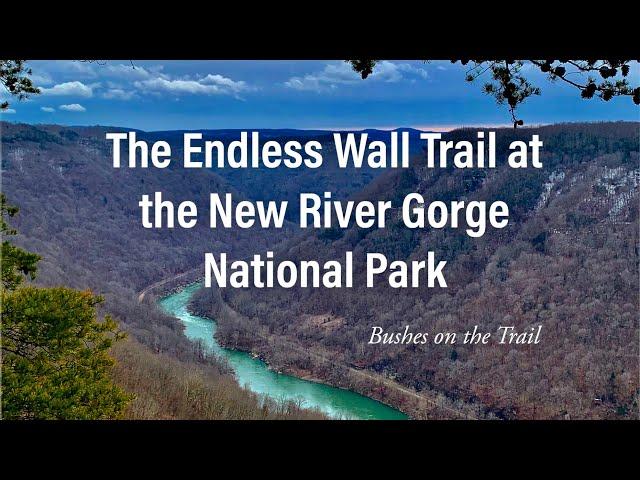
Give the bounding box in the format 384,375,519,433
158,283,407,420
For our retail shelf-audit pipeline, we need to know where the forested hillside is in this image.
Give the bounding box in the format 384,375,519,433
2,122,336,418
193,122,640,419
1,122,395,351
143,127,424,221
3,121,638,420
2,123,263,359
2,122,396,418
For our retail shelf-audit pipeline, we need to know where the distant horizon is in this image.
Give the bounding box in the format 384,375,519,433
3,119,640,135
0,60,638,130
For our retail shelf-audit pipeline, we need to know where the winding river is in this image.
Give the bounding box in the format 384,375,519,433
159,283,407,420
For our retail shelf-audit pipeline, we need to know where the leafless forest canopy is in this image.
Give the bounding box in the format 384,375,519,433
2,121,638,419
194,122,640,419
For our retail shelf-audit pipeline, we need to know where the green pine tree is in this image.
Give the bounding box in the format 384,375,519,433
1,194,131,419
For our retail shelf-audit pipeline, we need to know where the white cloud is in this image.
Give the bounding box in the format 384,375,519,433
394,63,429,79
102,88,135,100
30,71,54,86
104,63,155,80
61,61,99,77
41,81,93,97
31,62,254,102
134,74,253,97
285,61,429,92
284,62,359,91
38,60,99,79
59,103,86,112
135,77,220,95
1,108,17,114
199,74,253,93
41,106,55,112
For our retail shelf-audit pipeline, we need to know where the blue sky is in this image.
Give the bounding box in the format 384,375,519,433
1,60,638,130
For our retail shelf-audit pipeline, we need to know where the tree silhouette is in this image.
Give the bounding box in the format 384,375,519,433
0,60,39,110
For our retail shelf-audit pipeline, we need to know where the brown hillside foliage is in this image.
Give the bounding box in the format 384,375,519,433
194,122,640,419
111,338,325,420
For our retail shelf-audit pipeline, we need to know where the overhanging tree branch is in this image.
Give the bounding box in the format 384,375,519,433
348,59,640,128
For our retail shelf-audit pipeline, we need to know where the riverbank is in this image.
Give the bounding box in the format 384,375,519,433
137,270,477,419
190,285,482,419
159,284,407,419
